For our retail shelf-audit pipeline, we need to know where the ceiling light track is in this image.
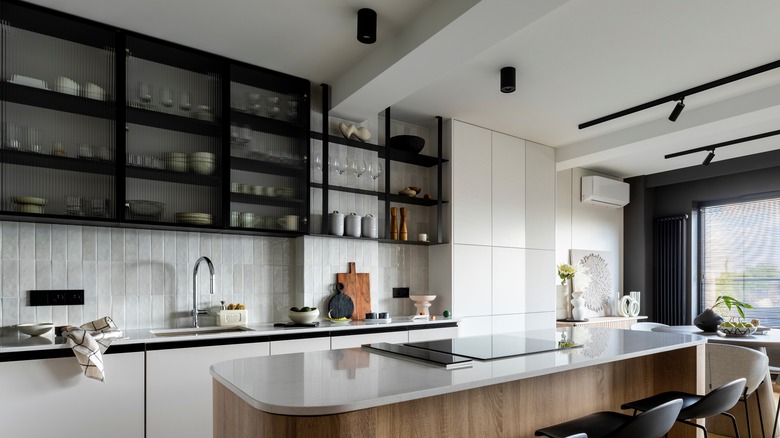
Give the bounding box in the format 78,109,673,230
579,58,780,129
664,128,780,166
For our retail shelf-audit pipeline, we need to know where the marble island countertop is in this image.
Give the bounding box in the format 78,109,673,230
0,317,458,355
210,327,706,416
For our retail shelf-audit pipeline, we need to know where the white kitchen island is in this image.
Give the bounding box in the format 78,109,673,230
210,328,706,438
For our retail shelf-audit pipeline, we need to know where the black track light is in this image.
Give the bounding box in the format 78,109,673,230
668,98,685,122
357,8,377,44
500,67,516,93
702,150,715,166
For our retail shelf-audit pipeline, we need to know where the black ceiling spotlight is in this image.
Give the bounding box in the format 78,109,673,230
357,8,377,44
579,58,780,129
500,66,516,93
668,98,685,122
702,149,715,166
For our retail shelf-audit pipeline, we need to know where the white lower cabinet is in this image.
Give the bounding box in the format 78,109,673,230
146,341,269,438
330,330,408,349
270,336,331,355
0,351,145,437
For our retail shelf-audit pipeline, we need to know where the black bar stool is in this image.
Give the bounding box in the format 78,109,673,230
534,399,682,438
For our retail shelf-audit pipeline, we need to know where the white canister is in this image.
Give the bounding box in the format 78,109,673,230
328,211,344,236
361,214,377,238
345,213,362,237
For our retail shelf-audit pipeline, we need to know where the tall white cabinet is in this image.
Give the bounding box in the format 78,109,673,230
432,120,555,336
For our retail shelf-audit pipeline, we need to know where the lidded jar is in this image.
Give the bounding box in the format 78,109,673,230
328,211,344,236
361,214,377,238
345,213,362,237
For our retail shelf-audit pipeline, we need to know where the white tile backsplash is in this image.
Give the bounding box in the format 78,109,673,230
1,222,429,329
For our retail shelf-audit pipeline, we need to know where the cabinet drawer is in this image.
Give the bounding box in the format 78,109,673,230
270,337,331,355
408,327,459,343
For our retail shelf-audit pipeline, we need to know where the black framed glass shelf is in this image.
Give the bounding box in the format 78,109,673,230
2,82,115,119
309,182,380,198
230,110,307,136
230,156,304,176
230,192,305,207
126,107,219,136
2,2,115,50
125,166,220,186
0,149,115,174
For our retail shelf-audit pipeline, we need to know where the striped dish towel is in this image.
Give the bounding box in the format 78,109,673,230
62,316,124,382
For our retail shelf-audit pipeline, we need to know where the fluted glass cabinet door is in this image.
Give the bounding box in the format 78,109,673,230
124,35,222,227
228,63,309,233
0,1,116,220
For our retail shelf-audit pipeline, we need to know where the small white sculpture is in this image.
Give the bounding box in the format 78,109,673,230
338,122,371,142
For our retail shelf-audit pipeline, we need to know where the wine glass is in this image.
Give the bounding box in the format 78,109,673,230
314,154,327,171
351,159,367,178
369,162,383,180
333,158,348,175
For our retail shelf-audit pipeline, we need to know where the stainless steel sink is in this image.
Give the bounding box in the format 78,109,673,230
150,326,254,337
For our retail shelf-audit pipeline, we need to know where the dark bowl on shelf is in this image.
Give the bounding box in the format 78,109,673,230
388,135,425,154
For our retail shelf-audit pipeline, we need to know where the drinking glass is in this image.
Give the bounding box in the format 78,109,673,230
160,87,174,110
333,157,348,175
180,91,192,112
369,162,383,180
139,81,152,104
351,159,366,178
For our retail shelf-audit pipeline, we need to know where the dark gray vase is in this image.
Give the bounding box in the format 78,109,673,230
694,308,724,332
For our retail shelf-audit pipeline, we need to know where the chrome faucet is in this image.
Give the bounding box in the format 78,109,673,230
192,256,215,328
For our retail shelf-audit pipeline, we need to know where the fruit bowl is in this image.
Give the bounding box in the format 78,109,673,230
288,307,319,324
718,323,757,336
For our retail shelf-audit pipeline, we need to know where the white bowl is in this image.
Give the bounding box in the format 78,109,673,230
288,308,319,324
166,160,188,173
409,295,437,303
16,322,54,336
190,161,215,175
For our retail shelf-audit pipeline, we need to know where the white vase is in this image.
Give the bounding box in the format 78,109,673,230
571,291,586,321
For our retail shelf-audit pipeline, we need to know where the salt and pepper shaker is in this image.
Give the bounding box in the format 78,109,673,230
390,207,398,240
399,207,408,241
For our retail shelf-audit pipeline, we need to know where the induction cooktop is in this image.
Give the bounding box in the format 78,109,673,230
404,332,581,361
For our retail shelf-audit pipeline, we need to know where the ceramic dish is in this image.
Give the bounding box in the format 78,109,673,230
717,324,757,336
9,74,48,90
327,318,351,326
16,322,54,336
12,196,47,205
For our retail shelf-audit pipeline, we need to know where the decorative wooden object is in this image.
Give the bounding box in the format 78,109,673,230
390,207,398,240
336,262,371,320
399,207,408,241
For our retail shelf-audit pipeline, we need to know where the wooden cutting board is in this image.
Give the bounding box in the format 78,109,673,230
336,262,370,320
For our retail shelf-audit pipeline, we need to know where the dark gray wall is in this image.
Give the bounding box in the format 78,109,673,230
624,149,780,322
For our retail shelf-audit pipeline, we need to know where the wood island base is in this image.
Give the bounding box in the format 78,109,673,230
214,345,703,438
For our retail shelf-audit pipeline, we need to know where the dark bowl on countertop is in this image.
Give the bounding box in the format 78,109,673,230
388,135,425,154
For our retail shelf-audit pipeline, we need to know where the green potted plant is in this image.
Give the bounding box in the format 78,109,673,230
694,295,753,332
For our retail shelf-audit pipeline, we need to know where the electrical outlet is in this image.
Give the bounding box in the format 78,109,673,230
392,287,410,298
29,290,84,306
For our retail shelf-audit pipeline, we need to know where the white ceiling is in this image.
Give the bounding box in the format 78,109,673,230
28,0,780,178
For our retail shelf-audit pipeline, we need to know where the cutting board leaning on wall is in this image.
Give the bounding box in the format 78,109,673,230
336,262,371,320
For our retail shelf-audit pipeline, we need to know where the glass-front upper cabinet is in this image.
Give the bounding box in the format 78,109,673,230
0,1,116,219
124,35,222,227
228,63,309,233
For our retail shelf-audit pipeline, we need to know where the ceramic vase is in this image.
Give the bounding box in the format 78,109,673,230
694,308,723,332
571,291,586,321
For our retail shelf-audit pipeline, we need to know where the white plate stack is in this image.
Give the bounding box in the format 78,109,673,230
164,152,188,172
189,152,215,175
12,196,46,214
175,212,213,225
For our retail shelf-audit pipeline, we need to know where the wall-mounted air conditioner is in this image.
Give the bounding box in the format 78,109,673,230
581,175,630,208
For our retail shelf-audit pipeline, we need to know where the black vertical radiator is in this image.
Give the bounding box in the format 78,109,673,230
653,214,689,325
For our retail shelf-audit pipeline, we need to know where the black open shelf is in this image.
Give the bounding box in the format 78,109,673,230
126,107,219,136
379,149,445,168
310,131,381,152
0,149,115,175
230,156,304,177
382,193,445,206
2,82,115,119
309,182,381,198
126,166,220,187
